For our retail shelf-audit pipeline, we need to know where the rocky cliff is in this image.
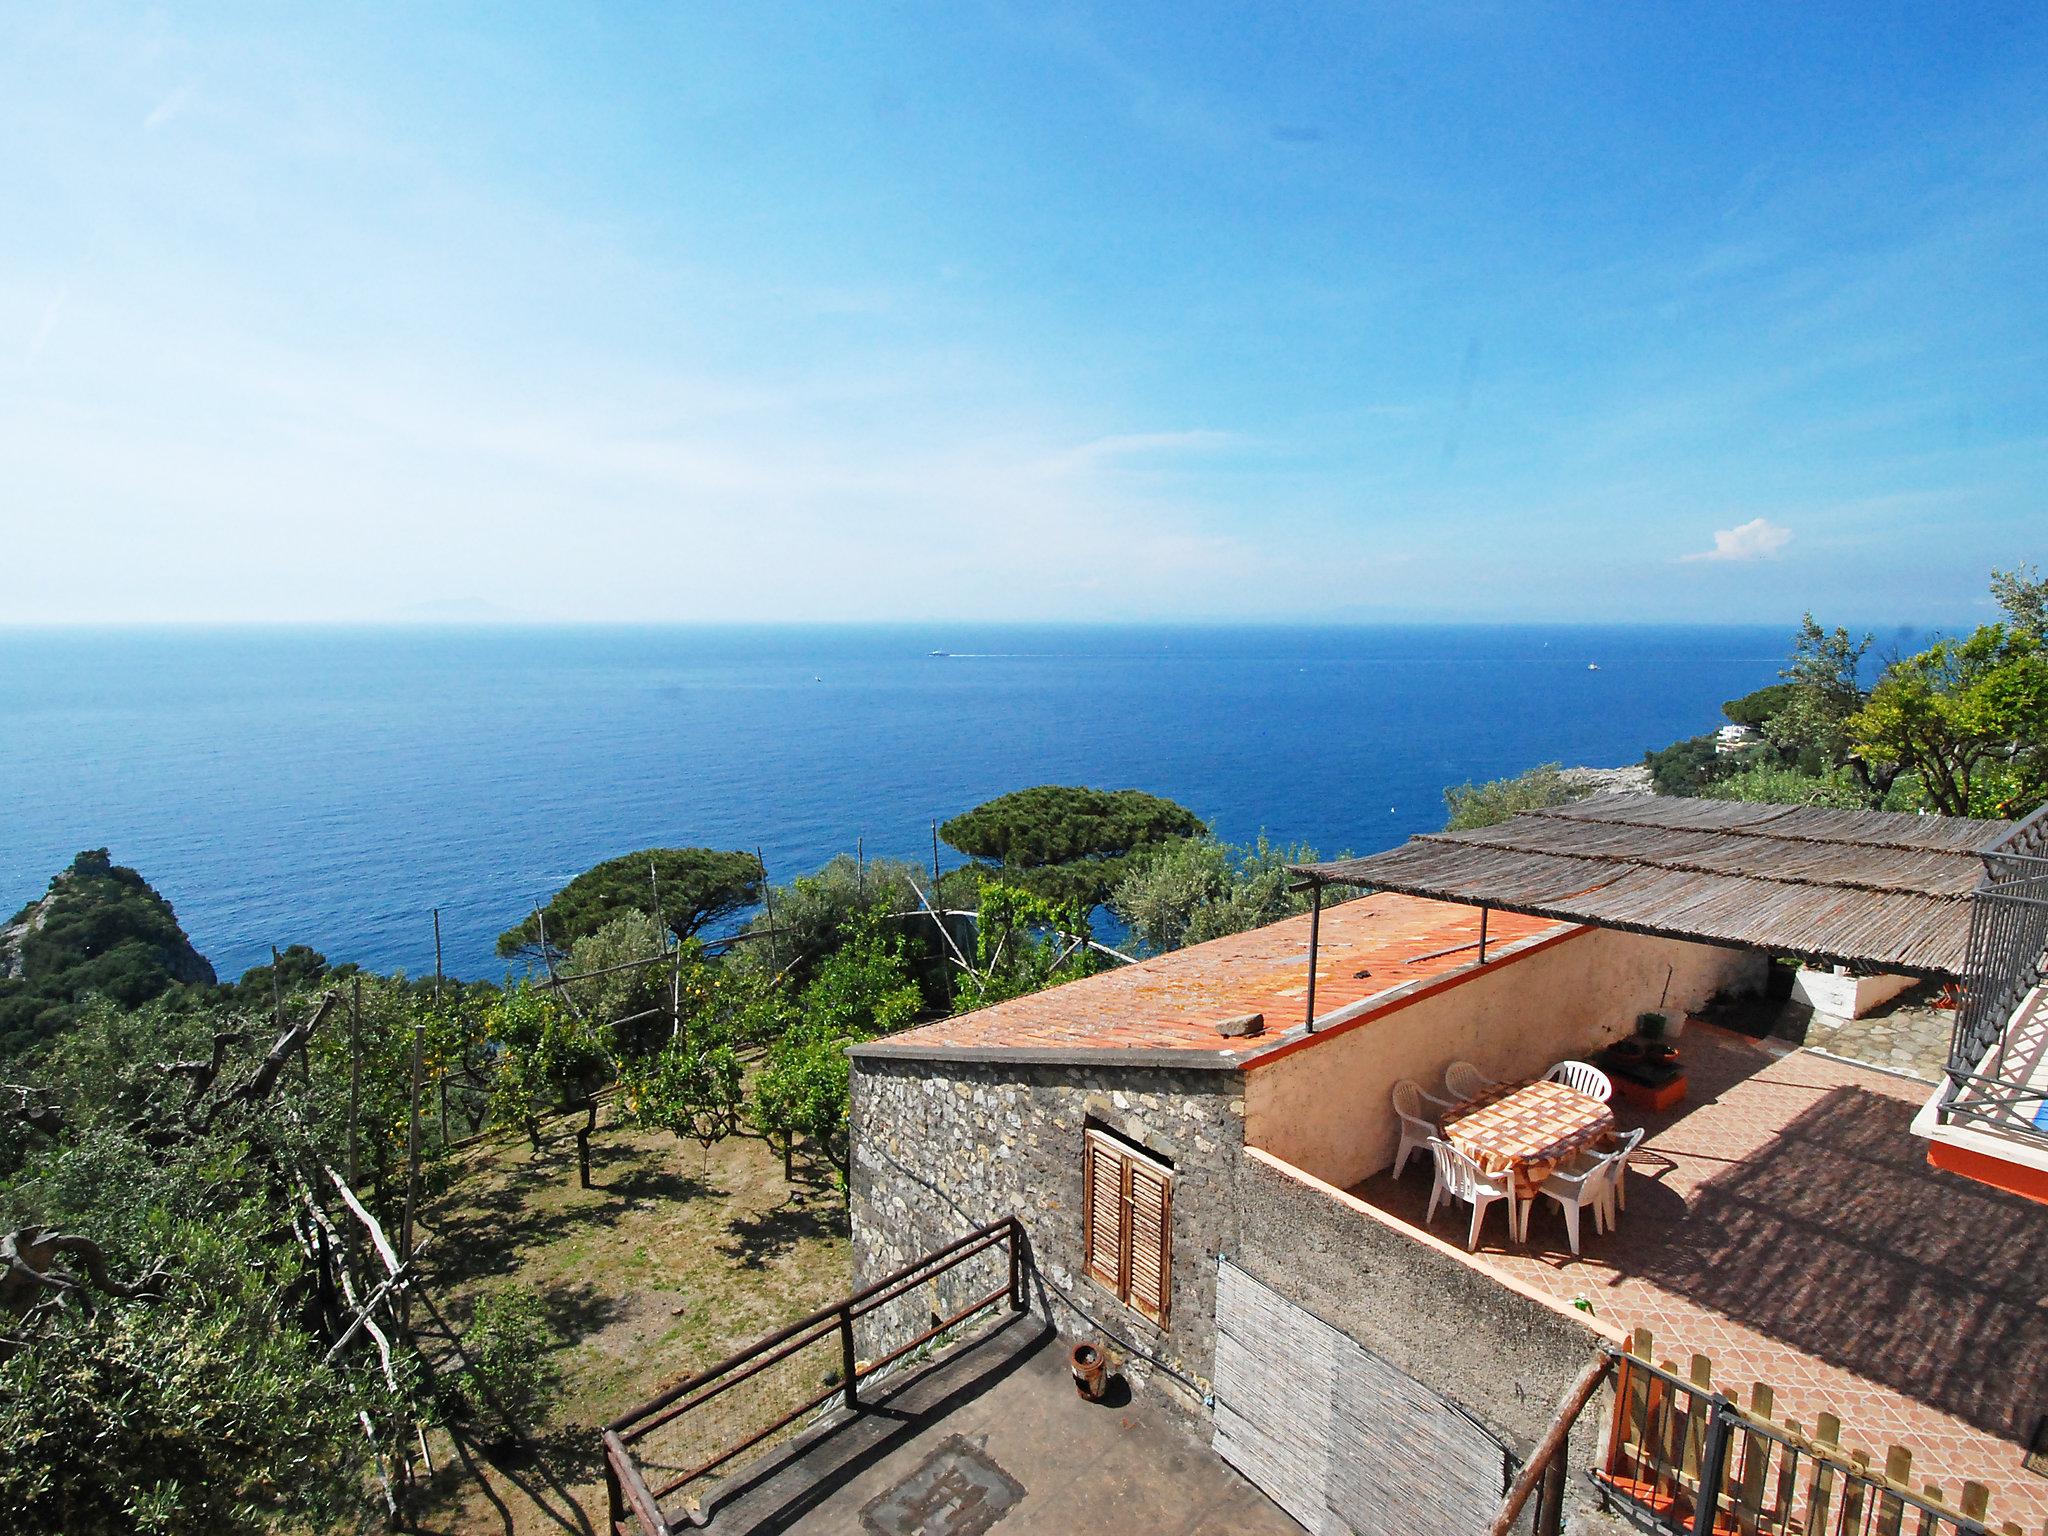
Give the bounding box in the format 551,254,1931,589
0,850,216,1054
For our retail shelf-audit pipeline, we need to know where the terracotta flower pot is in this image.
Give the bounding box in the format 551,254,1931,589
1070,1342,1107,1401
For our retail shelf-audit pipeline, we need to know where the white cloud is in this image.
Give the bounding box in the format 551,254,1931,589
1040,430,1246,476
1684,518,1793,563
143,84,193,133
23,283,67,364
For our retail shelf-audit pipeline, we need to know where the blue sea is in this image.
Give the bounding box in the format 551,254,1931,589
0,624,1828,982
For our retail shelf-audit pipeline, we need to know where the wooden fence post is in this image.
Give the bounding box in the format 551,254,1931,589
1682,1354,1713,1487
1879,1446,1914,1536
838,1305,859,1413
1960,1483,1990,1527
1809,1413,1842,1536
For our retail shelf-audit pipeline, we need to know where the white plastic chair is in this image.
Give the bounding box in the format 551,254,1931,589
1527,1146,1627,1255
1545,1059,1613,1102
1391,1079,1451,1179
1599,1127,1646,1222
1443,1060,1498,1102
1547,1125,1645,1231
1424,1137,1515,1250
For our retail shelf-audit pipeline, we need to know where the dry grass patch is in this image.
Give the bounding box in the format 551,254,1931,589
408,1117,850,1536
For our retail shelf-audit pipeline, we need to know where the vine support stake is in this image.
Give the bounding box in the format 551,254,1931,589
347,977,362,1269
400,1018,422,1326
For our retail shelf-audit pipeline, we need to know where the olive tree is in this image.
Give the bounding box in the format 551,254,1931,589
939,786,1206,908
497,848,764,959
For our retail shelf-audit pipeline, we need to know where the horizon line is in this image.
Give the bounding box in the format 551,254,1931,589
0,615,1962,635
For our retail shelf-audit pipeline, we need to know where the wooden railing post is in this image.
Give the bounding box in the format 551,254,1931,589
1490,1354,1615,1536
1537,1457,1568,1536
607,1449,624,1535
839,1304,859,1413
576,1096,596,1190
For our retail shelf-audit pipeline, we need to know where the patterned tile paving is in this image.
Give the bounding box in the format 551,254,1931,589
1354,1026,2048,1528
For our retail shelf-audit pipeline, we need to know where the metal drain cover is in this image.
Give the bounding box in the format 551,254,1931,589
861,1435,1024,1536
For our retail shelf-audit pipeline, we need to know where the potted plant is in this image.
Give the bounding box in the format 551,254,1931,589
1636,1011,1678,1062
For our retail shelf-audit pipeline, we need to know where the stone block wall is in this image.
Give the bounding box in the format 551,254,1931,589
848,1054,1245,1407
1233,1150,1634,1536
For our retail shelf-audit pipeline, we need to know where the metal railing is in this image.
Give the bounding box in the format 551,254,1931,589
1599,1343,2002,1536
602,1216,1027,1536
1944,804,2048,1144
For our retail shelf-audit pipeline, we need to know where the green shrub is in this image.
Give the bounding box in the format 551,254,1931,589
1442,764,1587,830
1110,835,1320,955
444,1287,561,1442
0,1285,370,1535
1701,763,1878,809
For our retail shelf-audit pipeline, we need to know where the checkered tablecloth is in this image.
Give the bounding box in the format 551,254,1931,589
1443,1078,1615,1197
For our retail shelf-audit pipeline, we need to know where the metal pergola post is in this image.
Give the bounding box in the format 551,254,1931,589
1304,882,1322,1031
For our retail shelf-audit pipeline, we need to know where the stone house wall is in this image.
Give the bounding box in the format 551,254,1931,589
847,1054,1245,1407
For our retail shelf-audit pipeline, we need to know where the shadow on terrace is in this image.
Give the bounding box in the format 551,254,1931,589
603,1220,1296,1536
1344,1025,2048,1512
646,1317,1293,1536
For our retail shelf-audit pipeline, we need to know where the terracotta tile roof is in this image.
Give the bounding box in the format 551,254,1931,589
854,892,1573,1066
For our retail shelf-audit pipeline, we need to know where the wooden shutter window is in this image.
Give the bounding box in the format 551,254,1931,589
1082,1130,1173,1329
1083,1133,1124,1293
1125,1157,1172,1326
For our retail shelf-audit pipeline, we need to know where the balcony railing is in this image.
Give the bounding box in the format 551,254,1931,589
1943,804,2048,1144
602,1217,1027,1535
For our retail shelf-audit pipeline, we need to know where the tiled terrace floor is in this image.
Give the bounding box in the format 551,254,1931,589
1353,1026,2048,1529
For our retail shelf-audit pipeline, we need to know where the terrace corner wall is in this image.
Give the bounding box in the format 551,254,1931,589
847,1054,1244,1408
1232,1148,1636,1536
1246,927,1767,1190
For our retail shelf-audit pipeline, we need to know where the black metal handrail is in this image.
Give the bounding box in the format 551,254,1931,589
603,1216,1027,1535
1944,804,2048,1142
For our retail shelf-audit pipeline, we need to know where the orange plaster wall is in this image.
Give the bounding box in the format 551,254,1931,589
1925,1138,2048,1208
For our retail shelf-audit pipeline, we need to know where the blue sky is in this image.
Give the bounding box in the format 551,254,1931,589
2,4,2042,625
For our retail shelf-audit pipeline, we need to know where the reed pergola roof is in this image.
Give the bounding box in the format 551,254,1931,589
1291,794,2008,979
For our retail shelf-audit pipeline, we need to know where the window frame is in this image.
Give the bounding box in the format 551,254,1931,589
1082,1127,1174,1328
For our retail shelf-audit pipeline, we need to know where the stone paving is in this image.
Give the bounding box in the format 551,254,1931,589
683,1315,1299,1536
1780,980,1958,1084
1354,1025,2048,1529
